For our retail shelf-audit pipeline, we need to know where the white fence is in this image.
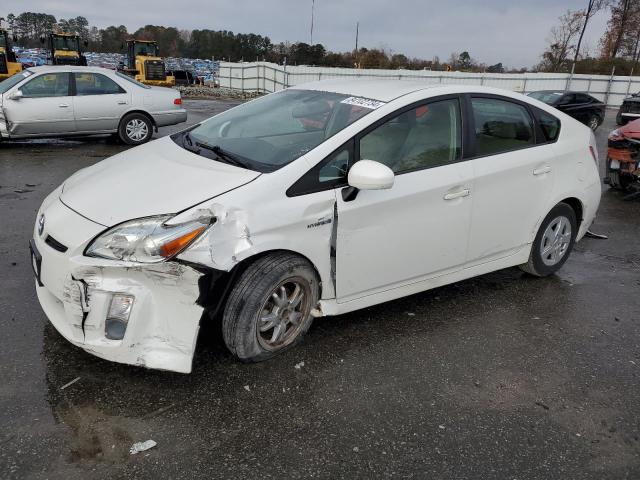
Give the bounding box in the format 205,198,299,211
218,61,640,107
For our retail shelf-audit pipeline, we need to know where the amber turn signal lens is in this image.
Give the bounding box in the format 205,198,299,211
159,226,206,258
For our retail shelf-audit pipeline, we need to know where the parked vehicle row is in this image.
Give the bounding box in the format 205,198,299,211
0,66,187,144
605,117,640,193
29,80,602,372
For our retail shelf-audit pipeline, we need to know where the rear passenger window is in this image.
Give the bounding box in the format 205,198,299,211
471,97,534,156
75,73,125,96
359,98,462,174
534,108,561,142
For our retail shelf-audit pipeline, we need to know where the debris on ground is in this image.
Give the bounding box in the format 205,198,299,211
130,440,157,455
60,377,81,390
244,385,250,392
535,400,550,410
407,312,416,317
142,404,175,419
14,189,33,194
585,230,609,240
294,361,305,370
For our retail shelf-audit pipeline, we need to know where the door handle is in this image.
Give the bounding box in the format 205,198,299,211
58,104,69,108
117,101,127,105
533,166,551,176
443,188,470,200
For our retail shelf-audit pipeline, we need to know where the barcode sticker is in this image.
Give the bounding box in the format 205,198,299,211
340,96,386,109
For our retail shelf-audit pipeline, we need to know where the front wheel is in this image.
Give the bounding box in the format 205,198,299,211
118,113,153,145
222,252,320,362
520,203,577,277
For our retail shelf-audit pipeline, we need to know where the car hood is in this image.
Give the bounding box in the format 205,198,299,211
60,136,261,226
619,118,640,137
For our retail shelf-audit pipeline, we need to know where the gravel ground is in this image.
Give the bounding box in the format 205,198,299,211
0,102,639,479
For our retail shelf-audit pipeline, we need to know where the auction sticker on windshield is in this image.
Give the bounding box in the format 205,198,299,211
340,96,386,109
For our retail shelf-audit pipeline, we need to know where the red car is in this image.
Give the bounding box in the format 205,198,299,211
606,118,640,191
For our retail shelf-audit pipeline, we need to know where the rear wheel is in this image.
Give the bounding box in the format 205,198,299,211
118,113,153,145
520,203,577,277
222,252,319,362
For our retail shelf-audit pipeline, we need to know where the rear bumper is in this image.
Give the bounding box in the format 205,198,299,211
32,197,203,373
576,179,601,241
152,109,187,127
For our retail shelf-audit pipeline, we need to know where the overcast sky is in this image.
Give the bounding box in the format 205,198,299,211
3,0,610,68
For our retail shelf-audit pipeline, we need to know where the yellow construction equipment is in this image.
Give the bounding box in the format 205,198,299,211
122,39,175,87
42,32,88,66
0,29,23,81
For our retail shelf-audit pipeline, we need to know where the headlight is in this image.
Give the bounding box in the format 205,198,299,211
85,214,213,263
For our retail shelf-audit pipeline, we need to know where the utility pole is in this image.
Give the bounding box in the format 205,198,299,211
310,0,315,44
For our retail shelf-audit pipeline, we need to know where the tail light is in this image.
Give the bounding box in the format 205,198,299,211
174,98,182,105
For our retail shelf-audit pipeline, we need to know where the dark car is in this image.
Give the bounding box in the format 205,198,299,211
616,92,640,126
527,90,605,131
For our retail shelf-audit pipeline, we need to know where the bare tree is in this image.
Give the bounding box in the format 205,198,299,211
539,10,584,71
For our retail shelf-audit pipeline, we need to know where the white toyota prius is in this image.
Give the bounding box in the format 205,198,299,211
31,80,602,373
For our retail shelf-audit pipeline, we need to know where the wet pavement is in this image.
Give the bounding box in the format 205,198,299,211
1,101,639,479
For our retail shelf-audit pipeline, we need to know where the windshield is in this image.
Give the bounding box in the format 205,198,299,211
115,71,151,89
134,43,158,56
179,89,377,172
528,91,562,104
52,36,80,52
0,70,32,94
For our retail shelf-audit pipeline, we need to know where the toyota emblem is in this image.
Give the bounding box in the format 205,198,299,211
38,214,45,236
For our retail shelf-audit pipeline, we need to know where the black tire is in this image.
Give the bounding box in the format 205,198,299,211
222,252,320,362
520,203,577,277
118,113,153,145
606,157,632,191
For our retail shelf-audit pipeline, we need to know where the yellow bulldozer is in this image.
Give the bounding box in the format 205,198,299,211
121,39,175,87
0,29,23,81
42,32,88,66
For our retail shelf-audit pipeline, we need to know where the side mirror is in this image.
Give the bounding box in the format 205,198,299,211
8,89,23,100
348,160,395,190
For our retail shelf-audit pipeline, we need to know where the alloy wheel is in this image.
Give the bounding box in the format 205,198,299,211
257,278,310,351
540,216,572,266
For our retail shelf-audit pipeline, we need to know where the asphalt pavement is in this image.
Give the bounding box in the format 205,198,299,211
1,100,639,479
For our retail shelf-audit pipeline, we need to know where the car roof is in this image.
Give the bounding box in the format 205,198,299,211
26,65,118,75
290,79,534,103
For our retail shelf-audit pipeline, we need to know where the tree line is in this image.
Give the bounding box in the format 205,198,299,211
2,11,509,72
539,0,640,74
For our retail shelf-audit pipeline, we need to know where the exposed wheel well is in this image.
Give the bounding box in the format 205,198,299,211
559,197,583,228
195,249,323,321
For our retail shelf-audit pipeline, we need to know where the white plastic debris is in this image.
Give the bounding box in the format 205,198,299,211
438,425,446,430
244,385,250,392
60,377,81,390
294,361,305,370
407,312,416,317
130,440,157,455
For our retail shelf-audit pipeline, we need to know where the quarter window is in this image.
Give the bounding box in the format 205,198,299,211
534,108,561,142
21,73,70,98
74,73,125,96
359,99,462,174
471,97,534,156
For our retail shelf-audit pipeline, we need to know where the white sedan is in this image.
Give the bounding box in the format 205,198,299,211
0,66,187,145
31,80,601,373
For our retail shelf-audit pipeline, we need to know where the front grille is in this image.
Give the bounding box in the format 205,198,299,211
0,54,7,74
54,56,80,66
45,235,68,253
144,60,166,81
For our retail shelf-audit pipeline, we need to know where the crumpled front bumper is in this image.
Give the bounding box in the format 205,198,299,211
32,195,204,373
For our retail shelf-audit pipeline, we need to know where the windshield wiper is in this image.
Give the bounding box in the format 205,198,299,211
181,131,200,154
195,142,251,169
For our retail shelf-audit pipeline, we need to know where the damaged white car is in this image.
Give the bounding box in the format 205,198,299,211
31,80,601,373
